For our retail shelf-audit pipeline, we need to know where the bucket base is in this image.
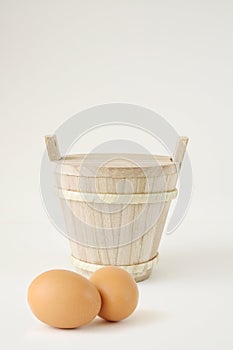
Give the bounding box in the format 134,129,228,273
70,253,159,282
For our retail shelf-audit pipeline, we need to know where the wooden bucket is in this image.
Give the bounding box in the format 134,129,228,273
45,135,188,282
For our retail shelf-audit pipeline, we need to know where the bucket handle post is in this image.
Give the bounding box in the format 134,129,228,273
173,136,189,171
45,134,61,161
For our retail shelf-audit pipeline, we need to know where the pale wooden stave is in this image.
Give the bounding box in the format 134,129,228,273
57,164,178,281
70,253,159,282
45,135,188,281
68,201,171,266
55,172,178,193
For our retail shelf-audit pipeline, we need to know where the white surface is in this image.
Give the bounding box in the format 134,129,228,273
1,0,233,349
1,215,233,350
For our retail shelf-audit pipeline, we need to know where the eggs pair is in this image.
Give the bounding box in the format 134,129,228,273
27,267,139,329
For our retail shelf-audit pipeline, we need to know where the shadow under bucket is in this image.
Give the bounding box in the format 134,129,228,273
45,135,188,282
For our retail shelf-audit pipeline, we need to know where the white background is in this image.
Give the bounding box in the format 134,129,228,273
1,1,233,349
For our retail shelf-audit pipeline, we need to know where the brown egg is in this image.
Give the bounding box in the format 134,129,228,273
90,267,139,322
27,269,101,329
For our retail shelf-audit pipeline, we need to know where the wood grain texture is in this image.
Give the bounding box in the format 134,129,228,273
59,169,177,280
45,135,61,161
57,188,177,204
70,254,159,282
173,136,189,171
46,135,188,281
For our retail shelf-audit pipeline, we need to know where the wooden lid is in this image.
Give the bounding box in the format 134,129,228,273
55,153,178,178
45,135,188,178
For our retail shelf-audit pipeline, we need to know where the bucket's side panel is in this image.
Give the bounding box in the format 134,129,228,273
57,170,178,270
56,173,177,194
113,172,178,265
68,202,170,266
111,201,170,265
145,172,179,258
166,172,178,190
60,199,88,261
144,201,171,260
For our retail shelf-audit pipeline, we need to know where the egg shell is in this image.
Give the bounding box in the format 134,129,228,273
90,266,139,322
27,269,101,329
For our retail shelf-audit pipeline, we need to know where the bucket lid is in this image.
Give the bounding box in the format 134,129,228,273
45,135,188,178
57,153,177,177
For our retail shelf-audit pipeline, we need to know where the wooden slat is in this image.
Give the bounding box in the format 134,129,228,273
173,136,189,170
46,132,189,281
45,134,61,161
